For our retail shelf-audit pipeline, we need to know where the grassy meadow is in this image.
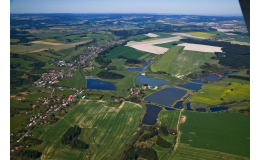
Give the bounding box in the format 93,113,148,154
57,69,85,89
36,100,143,160
179,111,250,157
157,110,180,129
108,58,126,70
151,46,213,77
154,41,184,49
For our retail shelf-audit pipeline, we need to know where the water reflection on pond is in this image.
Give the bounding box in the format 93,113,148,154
142,104,162,125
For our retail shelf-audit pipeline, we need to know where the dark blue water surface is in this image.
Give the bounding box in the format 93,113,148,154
177,83,202,90
190,80,207,84
196,108,207,112
198,74,220,81
125,68,143,72
136,85,139,87
210,107,229,112
144,86,187,107
146,61,152,64
221,73,231,76
186,103,193,111
136,75,170,86
231,71,239,74
86,79,116,90
142,104,162,125
124,65,147,72
165,107,175,110
173,101,183,109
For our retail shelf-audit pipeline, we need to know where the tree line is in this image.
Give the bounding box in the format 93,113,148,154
61,125,88,150
97,70,124,79
120,125,177,160
180,38,250,69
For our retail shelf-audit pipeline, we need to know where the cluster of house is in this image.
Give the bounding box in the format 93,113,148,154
57,60,74,67
130,87,142,96
114,98,125,102
35,69,75,87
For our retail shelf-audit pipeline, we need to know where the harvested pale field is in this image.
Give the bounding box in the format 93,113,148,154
126,36,182,54
49,27,70,30
144,33,159,37
225,33,237,35
214,28,235,32
130,44,168,54
30,41,63,46
29,40,92,53
177,43,223,52
126,36,182,46
171,33,207,39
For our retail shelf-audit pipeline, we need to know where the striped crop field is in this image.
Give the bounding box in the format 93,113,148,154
157,110,180,129
168,143,249,160
37,100,143,160
150,46,213,77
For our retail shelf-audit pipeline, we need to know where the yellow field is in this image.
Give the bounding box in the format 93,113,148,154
157,20,165,22
44,39,58,42
141,38,160,42
189,82,250,105
189,32,215,37
10,39,20,43
81,37,90,38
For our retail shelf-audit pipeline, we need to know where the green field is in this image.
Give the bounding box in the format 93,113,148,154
141,38,160,42
179,111,250,157
10,58,34,69
133,34,149,40
151,46,213,76
36,100,143,160
10,114,30,133
152,32,175,38
219,77,250,84
108,58,126,70
10,43,53,54
58,69,85,88
103,46,151,60
157,110,180,129
168,143,249,160
188,82,250,106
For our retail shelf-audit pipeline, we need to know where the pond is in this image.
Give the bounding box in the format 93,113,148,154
198,74,220,81
136,85,139,87
136,75,170,86
124,68,143,72
165,107,175,111
144,86,187,107
86,79,116,90
231,71,239,74
124,65,147,72
221,72,231,76
146,61,152,64
177,82,202,90
190,80,207,84
195,108,207,112
142,104,162,125
210,107,229,112
186,103,193,111
173,101,183,109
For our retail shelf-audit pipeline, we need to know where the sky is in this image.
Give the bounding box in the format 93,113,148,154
10,0,243,16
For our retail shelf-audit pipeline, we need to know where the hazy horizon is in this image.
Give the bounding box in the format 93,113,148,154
10,0,243,16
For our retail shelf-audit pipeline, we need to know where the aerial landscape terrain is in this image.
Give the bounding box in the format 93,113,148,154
9,7,250,160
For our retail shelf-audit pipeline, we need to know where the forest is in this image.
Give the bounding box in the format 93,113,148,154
61,125,88,149
180,38,250,69
97,70,124,79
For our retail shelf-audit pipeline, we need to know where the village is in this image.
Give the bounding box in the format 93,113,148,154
11,38,129,150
